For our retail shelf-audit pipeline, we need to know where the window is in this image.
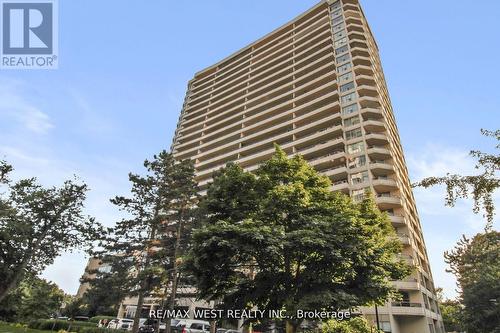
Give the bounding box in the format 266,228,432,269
334,37,347,48
330,1,341,11
190,324,203,330
345,127,362,140
341,103,358,115
351,171,369,184
332,16,343,25
337,62,352,74
340,92,357,104
334,30,346,40
347,141,364,154
340,82,355,92
336,53,350,64
335,45,349,55
380,321,392,332
339,72,353,83
331,9,342,18
343,115,360,127
332,22,345,33
352,188,368,202
348,155,366,169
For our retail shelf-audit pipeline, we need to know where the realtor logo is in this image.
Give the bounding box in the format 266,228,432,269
1,0,58,69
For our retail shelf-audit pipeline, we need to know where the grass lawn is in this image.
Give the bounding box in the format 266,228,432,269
0,323,53,333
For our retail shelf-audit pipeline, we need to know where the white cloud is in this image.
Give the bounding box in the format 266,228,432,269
0,79,54,134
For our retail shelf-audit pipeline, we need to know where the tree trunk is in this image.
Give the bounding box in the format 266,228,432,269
0,226,50,303
132,290,146,333
285,321,296,333
0,270,24,303
132,222,158,333
165,205,185,333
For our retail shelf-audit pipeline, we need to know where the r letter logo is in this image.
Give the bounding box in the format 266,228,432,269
1,0,58,69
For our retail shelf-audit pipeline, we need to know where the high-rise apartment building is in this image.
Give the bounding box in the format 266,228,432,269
171,1,444,332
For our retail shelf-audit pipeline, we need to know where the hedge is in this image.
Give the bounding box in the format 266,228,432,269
89,317,115,324
27,319,116,333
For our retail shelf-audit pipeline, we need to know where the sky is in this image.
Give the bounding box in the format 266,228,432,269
0,0,499,300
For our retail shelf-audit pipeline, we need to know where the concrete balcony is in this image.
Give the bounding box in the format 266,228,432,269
376,194,402,209
353,64,373,76
391,302,425,316
398,234,411,246
367,146,391,160
349,46,370,58
372,177,398,192
355,73,375,85
330,179,349,193
357,84,378,98
360,107,383,118
393,280,419,290
388,215,405,226
363,119,385,132
365,133,389,146
369,161,394,175
309,150,345,169
358,96,381,109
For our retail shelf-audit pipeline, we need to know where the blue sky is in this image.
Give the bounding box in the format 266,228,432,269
0,0,499,299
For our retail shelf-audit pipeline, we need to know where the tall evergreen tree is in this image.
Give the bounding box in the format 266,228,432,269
185,147,409,333
100,151,198,333
82,256,132,316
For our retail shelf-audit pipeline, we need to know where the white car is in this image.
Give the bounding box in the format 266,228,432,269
108,318,135,330
173,320,211,333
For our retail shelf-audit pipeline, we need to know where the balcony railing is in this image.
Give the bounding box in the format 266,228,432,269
391,302,423,308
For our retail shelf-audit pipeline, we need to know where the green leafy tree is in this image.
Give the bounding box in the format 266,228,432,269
17,276,66,320
186,147,409,333
101,151,198,333
322,317,381,333
414,129,499,229
0,275,65,321
439,299,465,332
0,160,103,303
445,231,499,333
62,297,87,318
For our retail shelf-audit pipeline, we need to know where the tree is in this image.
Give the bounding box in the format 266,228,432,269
82,257,131,316
185,147,409,333
17,276,66,320
0,275,65,321
0,160,103,303
62,297,87,318
414,129,499,229
445,231,499,333
100,151,198,333
322,317,381,333
439,299,465,333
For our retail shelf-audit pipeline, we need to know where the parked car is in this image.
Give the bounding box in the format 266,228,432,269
217,328,239,333
72,316,90,322
172,320,211,333
108,318,135,330
107,319,119,329
138,318,166,333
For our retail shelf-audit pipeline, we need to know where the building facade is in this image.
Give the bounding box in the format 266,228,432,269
171,1,444,332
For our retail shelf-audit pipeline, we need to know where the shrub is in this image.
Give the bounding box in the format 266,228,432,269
89,316,115,324
27,319,97,332
321,317,381,333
